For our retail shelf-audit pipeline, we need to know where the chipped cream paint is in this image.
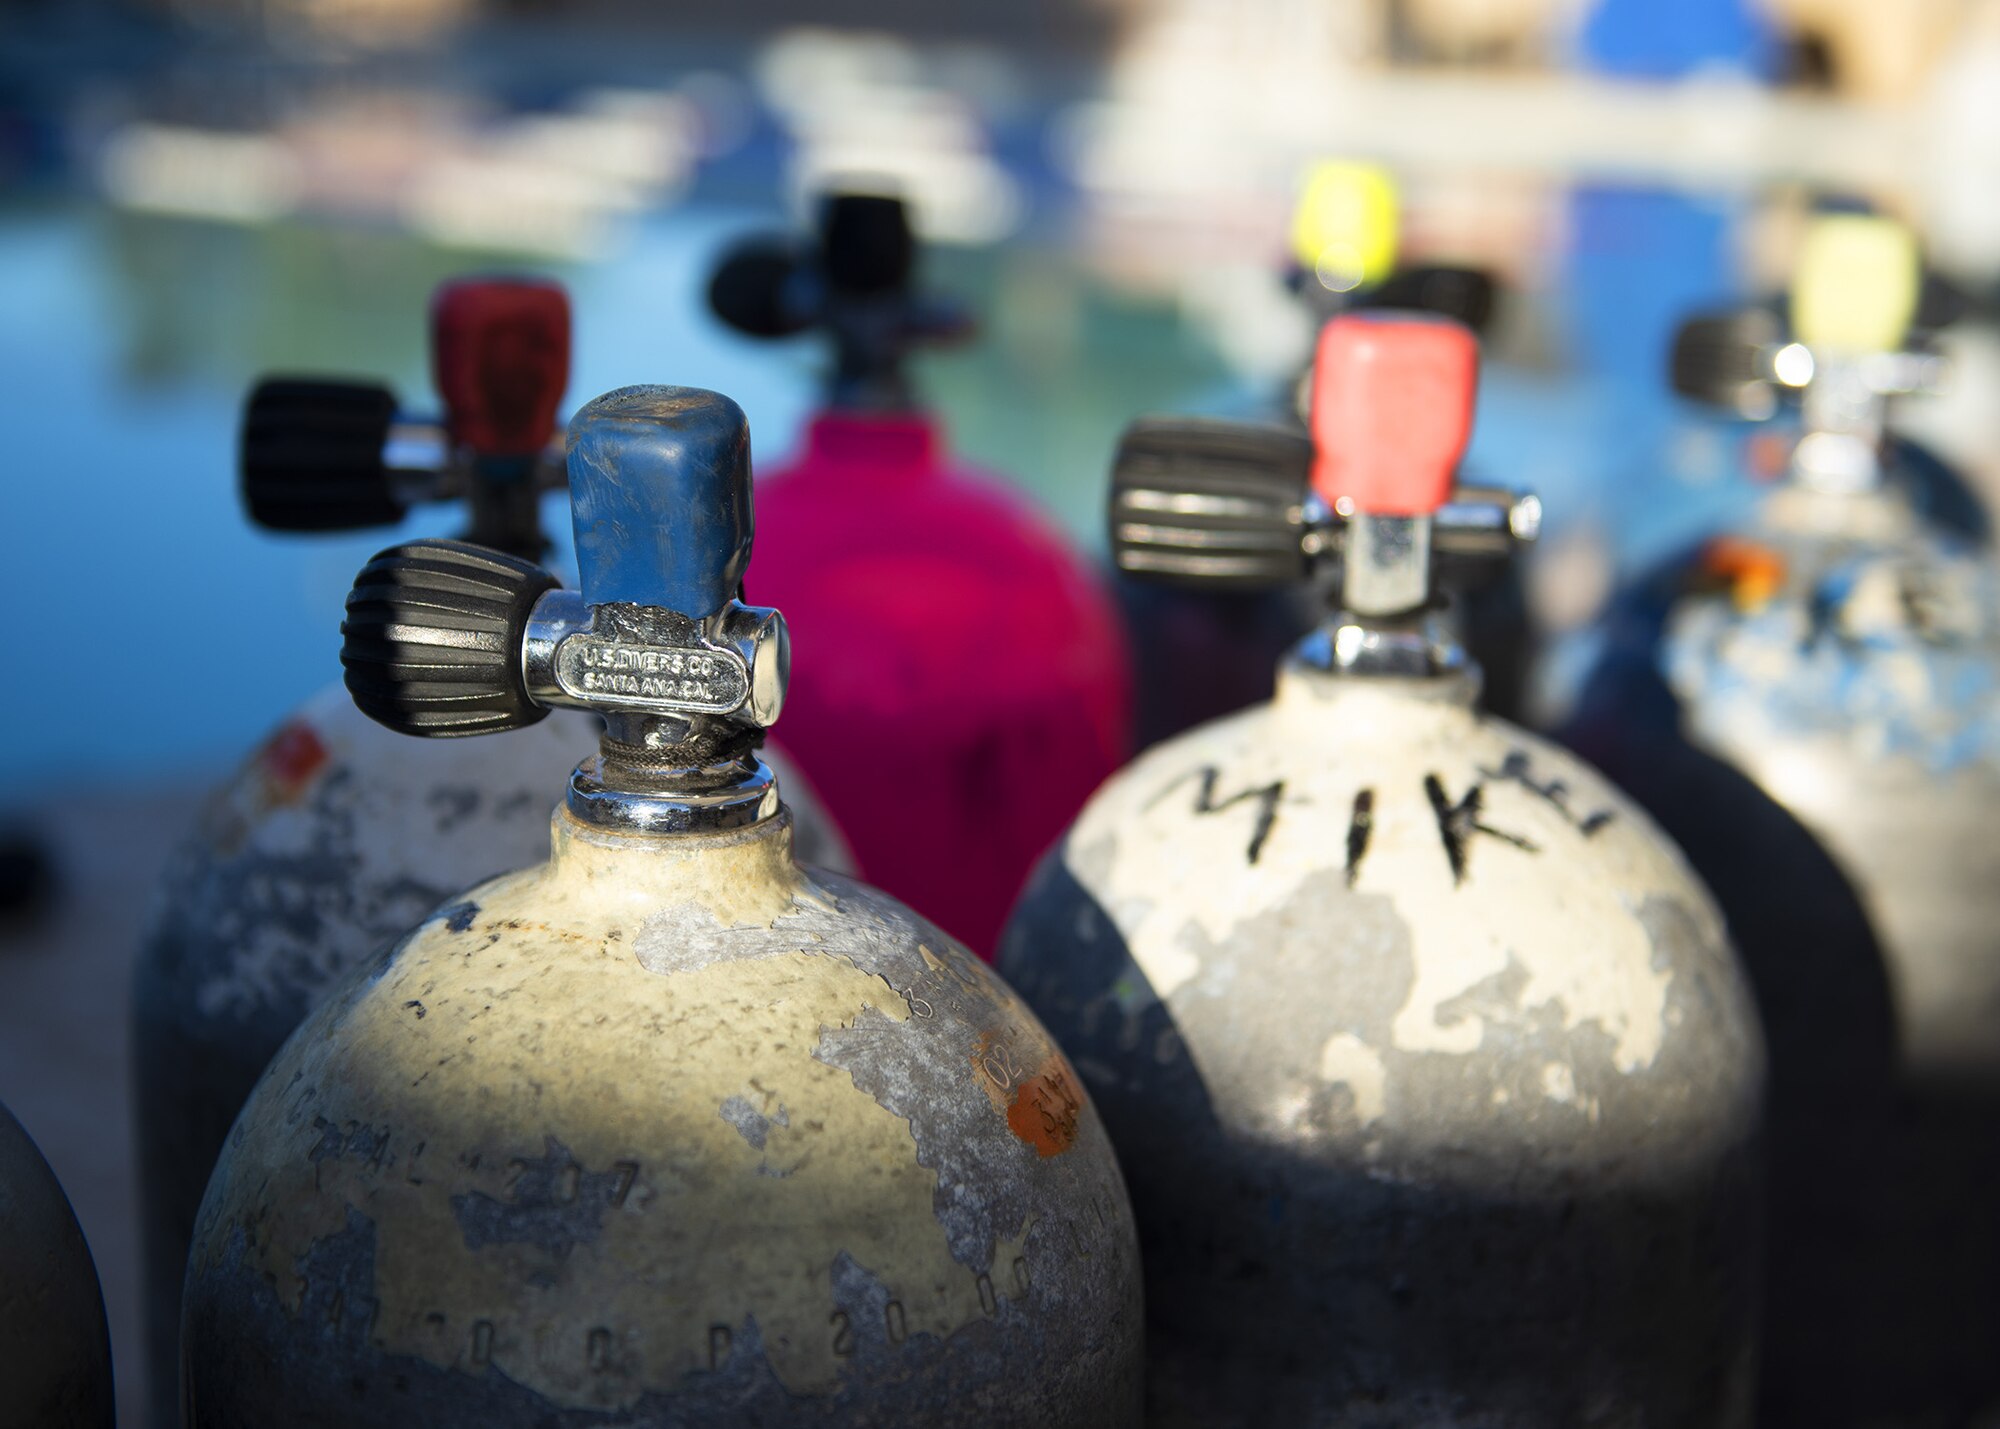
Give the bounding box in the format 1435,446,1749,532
1073,666,1717,1084
157,685,851,1024
1316,1033,1387,1124
193,810,1069,1412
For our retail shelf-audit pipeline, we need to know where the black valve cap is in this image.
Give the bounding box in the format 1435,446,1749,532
241,378,405,531
1359,265,1498,336
1669,307,1786,410
341,539,558,737
1109,417,1314,590
820,192,915,297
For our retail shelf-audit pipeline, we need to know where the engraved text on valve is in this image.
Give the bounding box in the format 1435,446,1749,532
553,604,752,716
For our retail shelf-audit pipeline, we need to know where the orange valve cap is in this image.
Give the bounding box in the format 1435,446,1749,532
1309,312,1479,516
430,276,572,458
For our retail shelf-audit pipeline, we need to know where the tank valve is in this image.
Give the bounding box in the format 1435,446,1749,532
1112,312,1533,673
708,190,970,411
343,386,789,833
241,276,571,556
1670,214,1946,451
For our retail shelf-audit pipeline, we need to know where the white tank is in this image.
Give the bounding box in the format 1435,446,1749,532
1002,313,1766,1426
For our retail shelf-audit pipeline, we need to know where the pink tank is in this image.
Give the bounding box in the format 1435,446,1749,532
748,407,1131,957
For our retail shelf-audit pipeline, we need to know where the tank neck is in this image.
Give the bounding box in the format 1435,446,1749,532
565,739,781,838
546,802,806,914
1288,603,1471,682
1273,638,1483,739
795,410,942,482
1791,357,1888,499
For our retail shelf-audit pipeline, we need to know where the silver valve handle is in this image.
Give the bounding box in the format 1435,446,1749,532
1109,417,1536,593
344,388,791,832
1669,306,1948,421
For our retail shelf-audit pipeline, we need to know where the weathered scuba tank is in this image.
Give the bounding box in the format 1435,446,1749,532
133,277,843,1425
1002,313,1766,1427
708,190,1131,958
1569,213,2000,1429
1669,209,1987,543
180,384,1145,1428
0,1100,115,1429
1125,161,1513,751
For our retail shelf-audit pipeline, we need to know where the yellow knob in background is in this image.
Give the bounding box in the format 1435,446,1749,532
1790,213,1921,356
1290,161,1400,295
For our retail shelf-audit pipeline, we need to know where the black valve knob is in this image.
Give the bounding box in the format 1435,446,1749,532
820,192,916,296
241,378,405,531
1109,418,1314,590
1669,307,1786,412
1358,264,1498,336
341,539,558,737
707,236,812,339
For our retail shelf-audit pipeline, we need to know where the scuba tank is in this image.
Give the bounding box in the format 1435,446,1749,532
707,190,1131,959
1669,210,1987,542
1570,212,2000,1428
134,276,842,1424
1002,313,1766,1427
0,1099,116,1428
1126,161,1513,751
180,384,1145,1428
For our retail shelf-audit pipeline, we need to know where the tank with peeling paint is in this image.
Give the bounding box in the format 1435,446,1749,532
0,1100,116,1429
134,277,856,1426
1002,313,1766,1427
180,384,1144,1428
1566,215,2000,1427
1667,210,1987,543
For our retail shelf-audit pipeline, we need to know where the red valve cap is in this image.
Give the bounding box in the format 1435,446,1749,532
1308,311,1479,516
431,277,572,458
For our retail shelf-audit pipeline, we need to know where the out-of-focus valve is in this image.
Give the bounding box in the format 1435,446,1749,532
241,276,572,556
708,191,971,409
1669,215,1947,452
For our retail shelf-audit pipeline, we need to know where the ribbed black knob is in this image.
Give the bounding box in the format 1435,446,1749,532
341,540,557,737
241,378,404,531
1669,308,1785,410
1109,418,1313,590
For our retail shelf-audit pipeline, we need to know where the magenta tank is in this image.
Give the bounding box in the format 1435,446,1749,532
749,407,1130,957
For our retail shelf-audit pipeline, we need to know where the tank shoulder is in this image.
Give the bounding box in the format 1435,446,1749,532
1009,687,1760,1174
186,836,1140,1427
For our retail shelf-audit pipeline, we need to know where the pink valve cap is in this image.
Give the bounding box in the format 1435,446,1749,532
431,276,572,459
1308,312,1479,517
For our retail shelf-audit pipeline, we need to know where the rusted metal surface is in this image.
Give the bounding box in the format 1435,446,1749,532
134,686,854,1423
182,809,1141,1427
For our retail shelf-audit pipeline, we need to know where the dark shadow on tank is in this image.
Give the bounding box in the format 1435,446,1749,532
1116,579,1304,753
1004,856,1758,1428
1890,434,1990,547
1558,565,2000,1429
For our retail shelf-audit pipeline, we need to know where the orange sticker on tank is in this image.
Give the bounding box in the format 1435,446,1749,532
259,721,330,800
1005,1057,1083,1158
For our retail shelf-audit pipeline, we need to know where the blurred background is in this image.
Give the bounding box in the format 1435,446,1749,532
7,0,2000,1419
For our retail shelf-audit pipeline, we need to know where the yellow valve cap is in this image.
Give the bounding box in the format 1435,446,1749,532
1790,213,1921,356
1290,160,1400,295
